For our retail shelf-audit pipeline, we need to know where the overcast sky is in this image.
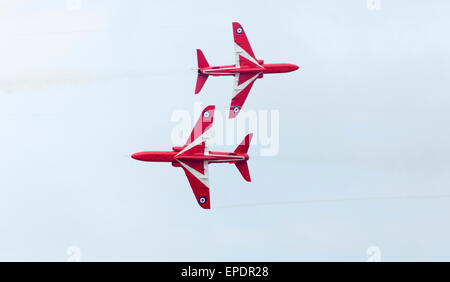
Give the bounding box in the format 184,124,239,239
0,0,449,261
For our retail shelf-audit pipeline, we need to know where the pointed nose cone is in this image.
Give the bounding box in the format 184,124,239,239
290,64,299,72
131,153,144,161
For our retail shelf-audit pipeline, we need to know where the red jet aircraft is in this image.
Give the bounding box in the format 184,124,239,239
195,22,299,118
132,106,253,209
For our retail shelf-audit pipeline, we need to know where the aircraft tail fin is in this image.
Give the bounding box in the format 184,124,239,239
235,161,251,182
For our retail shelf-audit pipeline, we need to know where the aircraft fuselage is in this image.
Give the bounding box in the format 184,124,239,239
131,150,249,164
200,63,299,76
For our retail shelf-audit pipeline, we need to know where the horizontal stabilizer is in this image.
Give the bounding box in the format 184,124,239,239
195,74,208,94
195,49,209,94
235,161,251,182
197,49,209,68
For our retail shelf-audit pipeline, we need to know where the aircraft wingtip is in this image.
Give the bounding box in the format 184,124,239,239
204,105,215,111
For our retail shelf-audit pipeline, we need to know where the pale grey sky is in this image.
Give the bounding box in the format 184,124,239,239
0,0,449,261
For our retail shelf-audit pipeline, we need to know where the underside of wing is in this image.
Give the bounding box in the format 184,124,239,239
229,73,261,118
179,160,210,209
232,22,262,69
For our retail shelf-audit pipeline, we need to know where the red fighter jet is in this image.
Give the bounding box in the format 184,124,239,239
195,22,299,118
131,106,253,209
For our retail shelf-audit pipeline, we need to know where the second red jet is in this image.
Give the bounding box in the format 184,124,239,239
132,106,253,209
195,22,299,118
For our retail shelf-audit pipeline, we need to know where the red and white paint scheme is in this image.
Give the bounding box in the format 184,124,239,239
131,106,253,209
195,22,299,118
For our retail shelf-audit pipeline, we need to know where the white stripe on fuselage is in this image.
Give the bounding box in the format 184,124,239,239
203,67,236,73
209,154,245,160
